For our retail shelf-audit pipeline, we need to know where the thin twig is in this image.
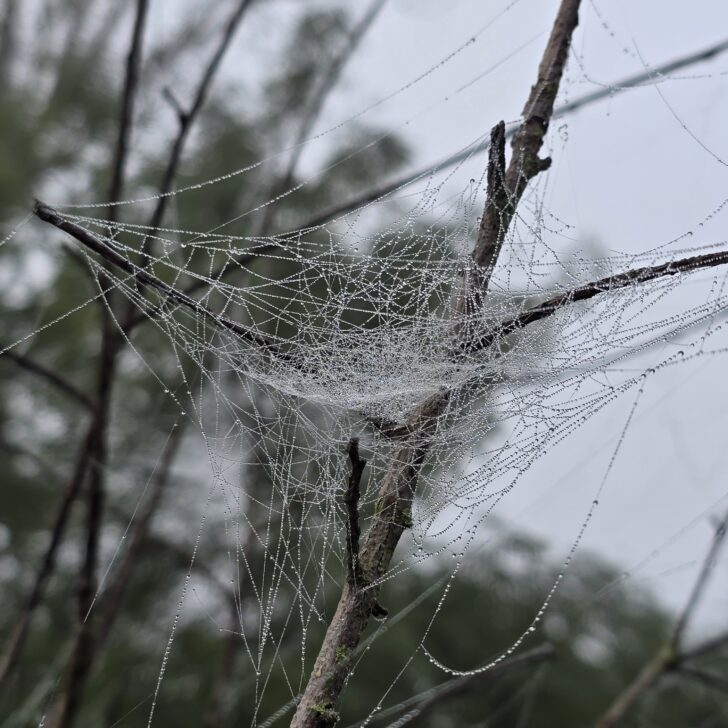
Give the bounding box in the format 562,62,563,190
287,36,728,238
681,631,728,662
678,665,728,694
463,248,728,355
51,320,118,728
0,425,94,689
344,438,366,587
0,343,94,410
470,0,580,295
595,510,728,727
387,643,556,728
96,421,186,650
34,200,286,359
256,0,388,237
145,0,256,235
671,514,728,648
107,0,150,224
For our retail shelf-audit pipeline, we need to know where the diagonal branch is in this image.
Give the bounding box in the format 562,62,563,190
256,0,388,237
671,513,728,649
34,200,286,359
595,509,728,728
388,643,555,727
0,343,94,410
288,36,728,239
463,247,728,355
145,0,256,235
0,424,94,689
468,0,580,300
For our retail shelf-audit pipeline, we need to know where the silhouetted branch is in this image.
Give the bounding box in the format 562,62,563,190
389,643,556,727
0,426,94,689
51,319,118,728
290,36,728,237
34,200,286,359
464,248,728,355
678,665,728,694
671,515,728,648
145,0,256,234
256,0,388,236
107,0,149,223
344,438,366,586
0,343,93,410
96,422,186,649
681,631,728,662
596,510,728,727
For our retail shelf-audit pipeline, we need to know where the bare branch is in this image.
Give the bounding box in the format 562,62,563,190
291,4,583,724
50,323,118,728
678,665,728,695
145,0,256,234
289,36,728,238
0,343,94,410
0,426,93,688
256,0,388,236
468,0,579,297
34,200,286,359
96,422,186,650
107,0,150,223
595,649,672,728
389,643,555,727
671,512,728,649
344,438,366,587
595,510,728,727
463,248,728,356
681,631,728,662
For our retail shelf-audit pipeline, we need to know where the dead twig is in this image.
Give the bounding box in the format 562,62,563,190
34,200,286,359
344,438,366,587
385,643,556,727
0,343,94,410
595,510,728,727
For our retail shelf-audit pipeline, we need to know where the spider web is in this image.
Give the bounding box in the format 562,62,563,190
33,149,728,724
3,2,728,724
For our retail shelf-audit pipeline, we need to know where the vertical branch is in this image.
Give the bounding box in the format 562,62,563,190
471,0,580,289
107,0,150,224
291,2,582,725
50,327,118,728
344,438,366,586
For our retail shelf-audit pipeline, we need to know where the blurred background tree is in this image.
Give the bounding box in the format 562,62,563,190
1,1,727,727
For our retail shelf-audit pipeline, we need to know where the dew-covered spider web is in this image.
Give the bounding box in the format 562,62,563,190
4,1,728,725
24,154,728,723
